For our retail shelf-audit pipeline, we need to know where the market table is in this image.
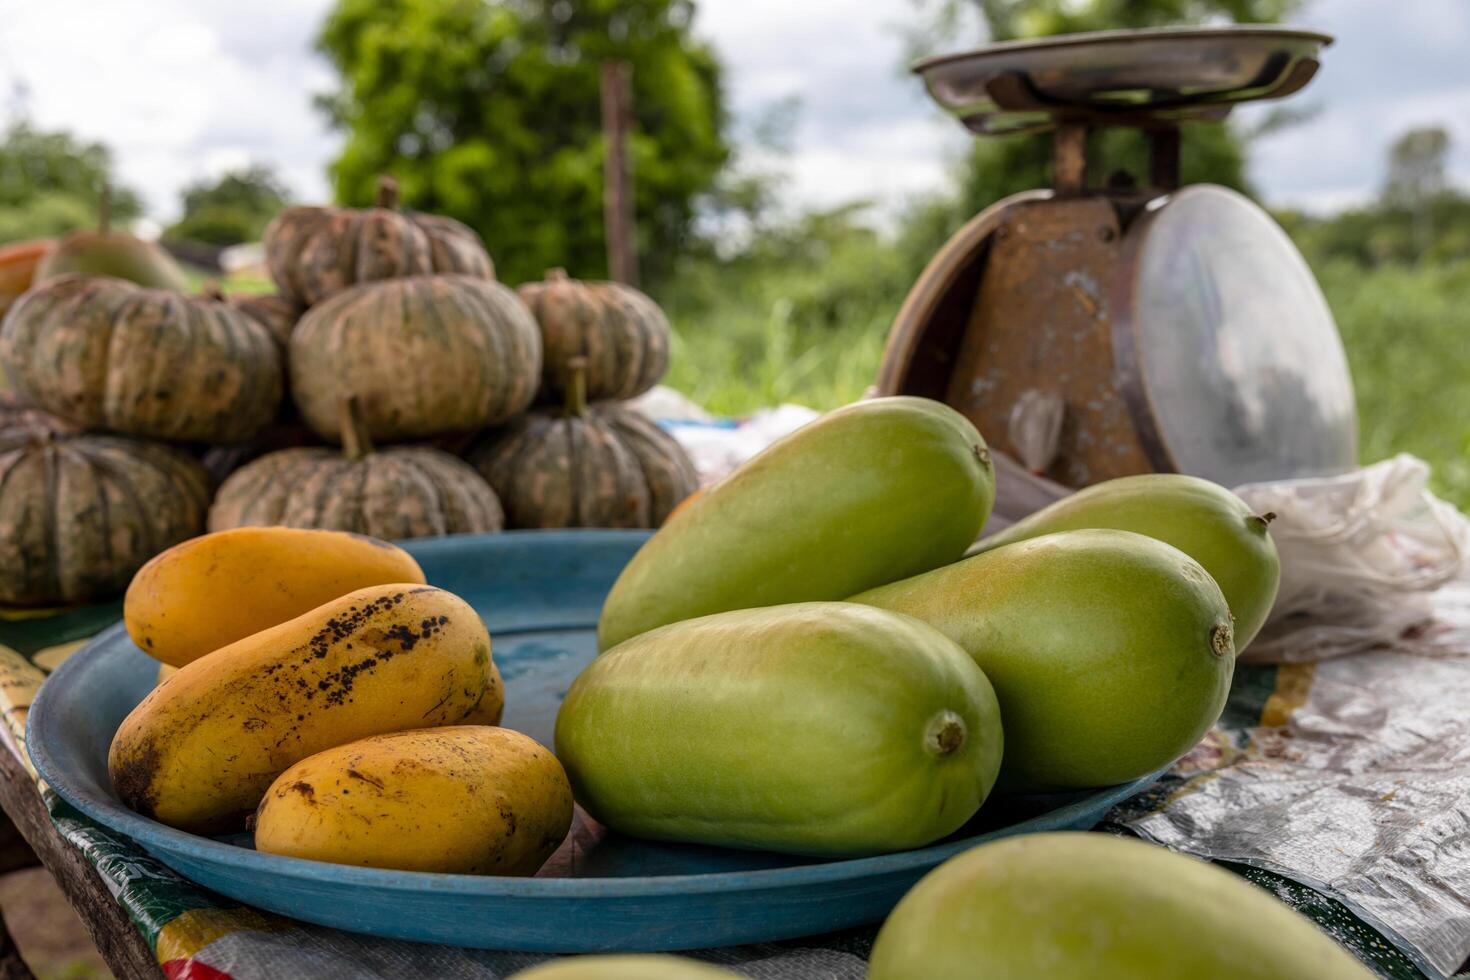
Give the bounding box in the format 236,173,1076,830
0,602,162,979
2,576,1465,980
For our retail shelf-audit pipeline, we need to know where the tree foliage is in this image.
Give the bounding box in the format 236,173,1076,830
1384,126,1450,206
1280,126,1466,268
0,119,141,242
164,165,292,247
1380,125,1451,255
954,0,1300,42
316,0,730,284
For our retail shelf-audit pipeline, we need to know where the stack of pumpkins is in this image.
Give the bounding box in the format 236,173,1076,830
0,203,253,607
0,178,696,609
209,176,526,539
468,269,697,529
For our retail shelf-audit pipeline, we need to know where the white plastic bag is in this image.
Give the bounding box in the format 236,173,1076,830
987,448,1470,664
636,389,819,488
1235,454,1470,664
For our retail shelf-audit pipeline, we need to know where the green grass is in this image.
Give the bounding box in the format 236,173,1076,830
180,266,275,295
656,219,908,416
1323,259,1470,506
662,296,888,415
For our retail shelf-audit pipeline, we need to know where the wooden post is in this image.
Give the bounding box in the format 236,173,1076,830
97,183,112,236
600,60,638,287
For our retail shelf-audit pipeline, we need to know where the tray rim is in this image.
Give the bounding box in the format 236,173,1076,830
912,24,1334,74
28,529,1161,903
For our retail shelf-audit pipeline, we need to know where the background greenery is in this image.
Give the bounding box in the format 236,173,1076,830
1,0,1467,508
316,0,728,284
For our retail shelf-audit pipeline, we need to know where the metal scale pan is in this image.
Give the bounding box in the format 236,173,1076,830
916,25,1333,134
880,26,1355,492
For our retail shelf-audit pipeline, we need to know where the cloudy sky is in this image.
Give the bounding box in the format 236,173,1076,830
3,0,1468,227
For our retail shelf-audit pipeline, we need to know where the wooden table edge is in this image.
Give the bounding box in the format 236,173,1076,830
0,745,161,979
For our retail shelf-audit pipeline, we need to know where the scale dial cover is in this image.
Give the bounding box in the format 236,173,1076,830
1119,185,1357,485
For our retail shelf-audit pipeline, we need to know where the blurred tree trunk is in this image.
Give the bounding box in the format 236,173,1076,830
601,61,639,287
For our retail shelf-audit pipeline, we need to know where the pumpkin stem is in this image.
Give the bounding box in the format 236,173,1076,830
200,279,226,302
376,175,400,210
339,395,374,460
564,356,589,418
98,183,112,236
547,268,570,282
23,422,57,448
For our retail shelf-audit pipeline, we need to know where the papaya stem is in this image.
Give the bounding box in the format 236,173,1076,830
1246,511,1278,533
340,395,374,460
98,183,112,236
1211,621,1235,658
376,175,399,210
924,711,967,757
564,355,589,418
25,422,57,448
547,267,569,282
200,279,226,302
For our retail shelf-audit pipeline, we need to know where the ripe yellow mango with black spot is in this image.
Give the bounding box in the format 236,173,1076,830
253,727,571,875
126,527,427,667
109,583,490,832
868,833,1372,979
597,397,995,651
158,655,507,724
461,657,505,725
510,956,740,979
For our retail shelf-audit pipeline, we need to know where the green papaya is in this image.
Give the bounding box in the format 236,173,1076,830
510,956,739,979
35,233,189,291
972,474,1280,651
854,529,1233,792
868,833,1372,980
597,397,995,650
35,193,189,292
558,603,1003,857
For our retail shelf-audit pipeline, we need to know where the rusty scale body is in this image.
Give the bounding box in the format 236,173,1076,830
879,27,1357,490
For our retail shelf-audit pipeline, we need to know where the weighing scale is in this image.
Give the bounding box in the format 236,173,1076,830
878,26,1357,489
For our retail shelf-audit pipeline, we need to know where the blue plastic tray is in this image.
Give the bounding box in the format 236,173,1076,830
28,529,1158,952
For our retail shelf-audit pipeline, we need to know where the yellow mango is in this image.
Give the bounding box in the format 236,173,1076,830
171,656,506,724
109,584,490,832
125,527,426,667
254,727,571,875
461,658,505,726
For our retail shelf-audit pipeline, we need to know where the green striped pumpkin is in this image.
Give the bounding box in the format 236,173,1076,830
0,418,211,605
209,397,504,539
264,176,494,306
519,269,671,402
229,292,303,348
0,276,283,443
469,358,697,529
289,274,541,443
